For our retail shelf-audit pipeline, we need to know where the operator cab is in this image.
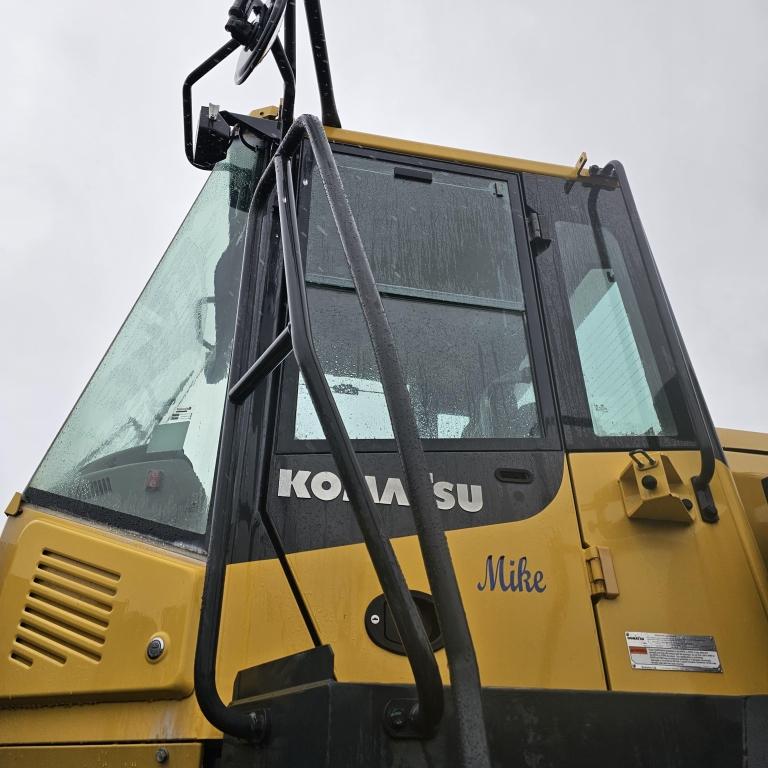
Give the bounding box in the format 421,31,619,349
26,129,696,560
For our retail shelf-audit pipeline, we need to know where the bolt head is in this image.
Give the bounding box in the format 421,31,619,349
155,747,169,763
388,706,407,729
147,636,165,661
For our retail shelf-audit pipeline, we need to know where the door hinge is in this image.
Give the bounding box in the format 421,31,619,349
584,545,619,600
526,210,551,248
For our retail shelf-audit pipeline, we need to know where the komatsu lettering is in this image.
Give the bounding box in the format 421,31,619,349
276,468,483,512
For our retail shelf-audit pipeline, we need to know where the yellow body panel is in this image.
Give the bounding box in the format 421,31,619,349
0,690,217,746
0,508,314,744
0,507,203,704
325,127,587,179
570,452,768,694
0,743,201,767
215,559,314,703
718,428,768,567
718,427,768,454
286,466,606,691
726,451,768,562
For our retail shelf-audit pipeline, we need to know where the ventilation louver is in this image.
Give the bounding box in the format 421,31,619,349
86,476,113,499
10,548,120,668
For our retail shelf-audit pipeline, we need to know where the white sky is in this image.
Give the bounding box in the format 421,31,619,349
1,0,767,505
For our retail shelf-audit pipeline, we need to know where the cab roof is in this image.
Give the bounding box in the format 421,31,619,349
325,127,588,181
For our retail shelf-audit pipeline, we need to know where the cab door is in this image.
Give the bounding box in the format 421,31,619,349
524,171,768,695
238,145,606,691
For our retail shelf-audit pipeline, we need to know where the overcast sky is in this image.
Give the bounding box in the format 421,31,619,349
1,0,767,505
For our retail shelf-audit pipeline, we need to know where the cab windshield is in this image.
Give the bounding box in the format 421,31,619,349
27,139,261,545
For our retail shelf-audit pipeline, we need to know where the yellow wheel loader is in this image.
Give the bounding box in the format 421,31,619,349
2,2,768,766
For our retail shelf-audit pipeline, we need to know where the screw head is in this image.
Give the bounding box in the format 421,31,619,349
388,705,407,729
370,614,380,625
155,747,169,763
641,475,658,490
147,636,165,661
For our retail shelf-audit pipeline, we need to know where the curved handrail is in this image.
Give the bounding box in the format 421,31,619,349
274,156,444,735
193,114,445,743
254,114,490,765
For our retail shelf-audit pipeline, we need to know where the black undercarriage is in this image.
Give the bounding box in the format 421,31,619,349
223,679,768,768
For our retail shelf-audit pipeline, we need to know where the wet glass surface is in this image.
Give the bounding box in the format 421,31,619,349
29,140,261,536
295,154,539,441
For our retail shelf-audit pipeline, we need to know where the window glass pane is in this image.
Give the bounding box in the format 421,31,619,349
295,155,539,442
29,140,261,536
305,156,524,308
295,287,539,441
555,221,677,437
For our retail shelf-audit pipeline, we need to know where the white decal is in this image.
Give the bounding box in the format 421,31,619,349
379,477,409,507
433,481,456,511
457,484,483,513
625,632,721,672
310,471,342,501
278,468,311,498
277,469,484,512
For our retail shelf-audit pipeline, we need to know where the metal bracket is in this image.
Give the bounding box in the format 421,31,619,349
4,492,23,517
222,111,284,142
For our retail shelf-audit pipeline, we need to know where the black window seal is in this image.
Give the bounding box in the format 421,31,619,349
305,273,527,313
23,486,208,555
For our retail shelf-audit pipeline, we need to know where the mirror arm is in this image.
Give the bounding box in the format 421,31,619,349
182,40,240,169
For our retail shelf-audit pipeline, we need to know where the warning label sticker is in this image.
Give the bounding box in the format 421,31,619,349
625,632,722,672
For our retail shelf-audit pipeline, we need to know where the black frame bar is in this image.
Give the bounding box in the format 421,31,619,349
272,152,444,736
193,114,491,766
602,161,719,522
228,324,293,405
182,39,240,169
303,0,341,128
194,116,446,741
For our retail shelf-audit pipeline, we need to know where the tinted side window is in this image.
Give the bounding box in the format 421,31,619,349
525,174,694,450
556,221,676,437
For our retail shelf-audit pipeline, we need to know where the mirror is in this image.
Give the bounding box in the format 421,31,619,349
232,0,289,85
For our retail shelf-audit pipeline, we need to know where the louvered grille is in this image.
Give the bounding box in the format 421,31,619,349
86,476,113,498
10,549,120,668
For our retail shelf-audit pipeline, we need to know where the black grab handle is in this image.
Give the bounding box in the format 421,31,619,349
194,115,490,768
